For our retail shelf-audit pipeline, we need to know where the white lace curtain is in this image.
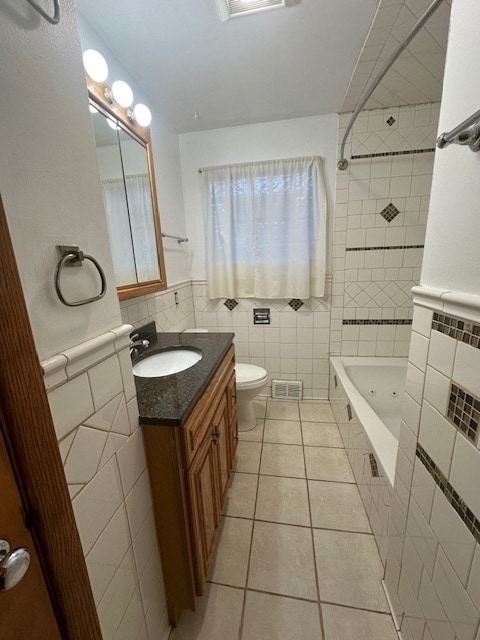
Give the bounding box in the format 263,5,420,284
202,156,327,299
102,174,159,286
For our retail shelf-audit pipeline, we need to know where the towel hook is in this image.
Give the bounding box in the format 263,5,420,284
54,245,107,307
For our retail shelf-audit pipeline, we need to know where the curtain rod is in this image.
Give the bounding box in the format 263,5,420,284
337,0,447,171
198,156,322,173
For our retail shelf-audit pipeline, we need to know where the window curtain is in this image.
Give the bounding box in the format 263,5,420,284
102,174,158,285
202,156,327,299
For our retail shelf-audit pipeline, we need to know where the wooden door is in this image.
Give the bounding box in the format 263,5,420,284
0,414,62,639
213,394,230,503
188,426,220,593
0,195,102,639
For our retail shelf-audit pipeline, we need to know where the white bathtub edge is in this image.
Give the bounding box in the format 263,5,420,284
331,356,403,488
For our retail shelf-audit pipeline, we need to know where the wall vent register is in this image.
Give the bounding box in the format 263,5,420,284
272,380,303,400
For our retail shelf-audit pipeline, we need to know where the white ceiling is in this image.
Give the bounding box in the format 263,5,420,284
75,0,451,134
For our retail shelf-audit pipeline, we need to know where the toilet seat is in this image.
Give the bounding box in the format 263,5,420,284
235,363,268,389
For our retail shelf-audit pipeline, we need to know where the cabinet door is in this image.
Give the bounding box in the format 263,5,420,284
188,427,220,593
227,372,238,463
212,394,230,505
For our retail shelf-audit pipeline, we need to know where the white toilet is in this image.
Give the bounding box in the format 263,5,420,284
235,362,268,431
184,328,268,431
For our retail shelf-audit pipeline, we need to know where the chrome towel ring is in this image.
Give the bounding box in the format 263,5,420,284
54,245,107,307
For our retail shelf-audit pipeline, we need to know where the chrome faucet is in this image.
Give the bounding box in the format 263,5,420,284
130,334,150,357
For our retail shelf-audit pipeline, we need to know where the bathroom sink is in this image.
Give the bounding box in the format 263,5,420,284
133,348,202,378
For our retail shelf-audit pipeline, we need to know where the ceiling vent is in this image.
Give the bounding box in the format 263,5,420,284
216,0,292,21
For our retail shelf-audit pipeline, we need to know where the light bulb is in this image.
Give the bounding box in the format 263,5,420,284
133,103,152,127
83,49,108,83
107,118,119,131
112,80,134,108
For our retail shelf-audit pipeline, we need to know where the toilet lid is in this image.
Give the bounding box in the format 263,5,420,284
235,363,267,385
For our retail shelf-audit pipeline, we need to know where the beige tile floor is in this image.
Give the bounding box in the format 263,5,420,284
171,399,398,640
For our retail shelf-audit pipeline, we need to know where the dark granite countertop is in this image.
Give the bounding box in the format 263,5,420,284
133,332,234,426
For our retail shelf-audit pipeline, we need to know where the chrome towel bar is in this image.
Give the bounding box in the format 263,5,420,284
437,109,480,152
161,232,188,244
54,245,107,307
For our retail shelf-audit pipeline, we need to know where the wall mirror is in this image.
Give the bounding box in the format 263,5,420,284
87,78,167,301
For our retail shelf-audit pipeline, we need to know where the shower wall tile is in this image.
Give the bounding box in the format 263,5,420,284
42,327,170,640
332,104,439,358
384,291,480,640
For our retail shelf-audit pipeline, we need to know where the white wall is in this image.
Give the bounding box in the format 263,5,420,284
77,14,190,287
179,114,338,279
0,0,121,360
421,1,480,293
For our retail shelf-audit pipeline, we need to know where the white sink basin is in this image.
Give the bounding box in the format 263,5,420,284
133,348,202,378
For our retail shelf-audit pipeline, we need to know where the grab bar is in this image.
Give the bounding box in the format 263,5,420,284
161,232,188,244
54,245,107,307
337,0,446,170
437,109,480,152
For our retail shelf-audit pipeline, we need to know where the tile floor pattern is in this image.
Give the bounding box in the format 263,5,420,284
170,400,398,640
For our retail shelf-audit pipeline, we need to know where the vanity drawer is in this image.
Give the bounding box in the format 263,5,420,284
183,345,235,465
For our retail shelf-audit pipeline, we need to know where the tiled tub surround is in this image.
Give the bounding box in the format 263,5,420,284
331,104,440,358
171,398,397,640
191,281,332,400
42,325,169,640
382,288,480,640
329,357,403,568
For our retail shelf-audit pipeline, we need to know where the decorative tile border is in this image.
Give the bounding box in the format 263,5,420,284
41,324,133,391
416,443,480,544
350,148,435,160
343,319,412,325
432,312,480,348
369,452,381,478
346,245,425,252
448,383,480,444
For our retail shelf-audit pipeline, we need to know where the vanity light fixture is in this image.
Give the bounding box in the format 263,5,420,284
82,49,108,83
83,49,153,128
112,81,134,108
130,104,152,127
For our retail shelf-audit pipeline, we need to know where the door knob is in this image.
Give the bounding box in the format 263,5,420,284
0,539,30,591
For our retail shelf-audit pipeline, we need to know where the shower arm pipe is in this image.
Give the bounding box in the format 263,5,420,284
337,0,446,171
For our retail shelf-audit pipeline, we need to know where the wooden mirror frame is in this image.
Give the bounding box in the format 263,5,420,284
87,76,167,301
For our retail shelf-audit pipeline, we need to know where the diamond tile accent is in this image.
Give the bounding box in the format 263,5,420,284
386,116,396,127
344,281,416,309
288,299,304,311
448,383,480,444
224,298,238,311
380,203,400,223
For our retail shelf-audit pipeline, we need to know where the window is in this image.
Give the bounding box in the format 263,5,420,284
202,156,327,299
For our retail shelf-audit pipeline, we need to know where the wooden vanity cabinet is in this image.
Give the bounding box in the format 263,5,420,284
142,345,237,626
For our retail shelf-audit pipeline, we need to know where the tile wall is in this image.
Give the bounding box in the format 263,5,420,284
119,281,195,333
384,288,480,639
332,103,440,358
42,326,169,640
191,281,332,399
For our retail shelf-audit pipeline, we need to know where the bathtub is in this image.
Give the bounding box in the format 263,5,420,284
330,357,407,488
